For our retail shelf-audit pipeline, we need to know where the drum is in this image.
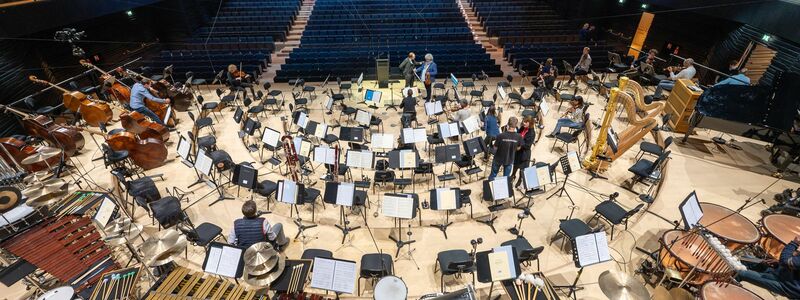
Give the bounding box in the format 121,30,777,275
759,214,800,259
699,281,763,300
659,230,732,286
36,286,74,300
374,276,407,300
698,202,761,251
0,204,35,227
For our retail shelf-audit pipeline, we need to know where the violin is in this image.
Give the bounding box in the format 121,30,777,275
79,60,131,104
28,75,113,127
119,111,170,142
0,137,61,172
120,69,178,126
424,71,432,85
81,127,168,170
0,104,85,157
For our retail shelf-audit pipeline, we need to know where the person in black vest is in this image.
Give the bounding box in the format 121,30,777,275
227,200,277,249
488,117,523,181
511,116,536,188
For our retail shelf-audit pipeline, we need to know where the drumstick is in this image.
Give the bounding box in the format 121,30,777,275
90,278,105,300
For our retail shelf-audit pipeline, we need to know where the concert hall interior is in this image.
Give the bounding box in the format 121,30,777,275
2,0,800,299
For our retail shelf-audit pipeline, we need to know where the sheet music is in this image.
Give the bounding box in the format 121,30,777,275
522,167,540,191
462,116,480,134
346,150,373,169
575,232,611,267
371,133,395,149
336,183,355,206
313,123,328,138
436,188,456,210
177,137,191,161
567,151,582,171
324,96,334,110
357,73,364,87
297,112,309,129
402,87,419,97
310,258,356,294
262,128,281,147
439,122,460,138
490,177,510,200
399,150,417,168
498,86,508,100
365,89,382,105
278,180,298,204
205,246,222,274
293,137,312,158
402,127,426,143
205,245,242,277
536,164,552,184
493,245,517,280
195,149,213,176
539,98,550,116
382,194,414,219
681,192,703,229
313,147,337,165
355,109,371,126
93,197,115,227
425,101,443,116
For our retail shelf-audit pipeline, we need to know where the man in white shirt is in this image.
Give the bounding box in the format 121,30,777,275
654,58,696,99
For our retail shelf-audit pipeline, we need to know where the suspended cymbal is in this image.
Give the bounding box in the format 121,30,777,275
23,171,52,185
243,255,286,287
652,286,673,300
668,288,694,300
141,229,187,267
598,270,649,300
20,147,62,165
102,218,143,246
0,186,22,213
244,249,279,276
23,178,68,207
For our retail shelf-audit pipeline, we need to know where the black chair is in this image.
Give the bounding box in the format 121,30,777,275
556,86,578,110
255,180,278,209
150,196,184,229
550,218,592,252
637,136,673,160
178,218,223,253
337,77,352,99
23,97,56,116
196,95,221,121
469,85,486,105
414,162,435,188
188,111,215,135
628,150,671,189
551,128,583,153
501,237,544,271
358,253,392,296
185,71,208,95
187,131,217,153
434,249,475,292
590,200,644,240
101,144,131,170
302,187,322,221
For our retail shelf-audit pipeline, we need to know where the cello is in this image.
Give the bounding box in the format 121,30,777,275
0,104,85,157
80,127,168,170
119,111,170,142
78,60,131,105
28,76,113,127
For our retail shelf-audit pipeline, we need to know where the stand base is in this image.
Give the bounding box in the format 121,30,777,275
430,222,453,239
389,236,415,257
335,224,362,244
477,216,498,233
546,185,575,205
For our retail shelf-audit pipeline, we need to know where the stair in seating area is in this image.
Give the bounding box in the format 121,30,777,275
262,0,315,82
456,0,515,77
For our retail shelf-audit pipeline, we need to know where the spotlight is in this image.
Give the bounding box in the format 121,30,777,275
126,10,133,17
762,34,772,42
618,0,625,3
641,3,649,9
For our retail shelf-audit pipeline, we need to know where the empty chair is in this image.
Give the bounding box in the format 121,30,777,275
301,248,333,271
178,218,223,252
501,237,544,271
188,111,215,135
590,199,644,240
358,253,393,296
636,136,673,160
550,218,592,252
628,150,671,189
434,249,475,292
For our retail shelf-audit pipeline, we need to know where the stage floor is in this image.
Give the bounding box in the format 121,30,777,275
2,78,795,299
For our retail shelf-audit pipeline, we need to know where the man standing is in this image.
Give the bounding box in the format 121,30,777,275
416,53,438,102
399,52,419,88
489,117,523,181
130,78,170,125
653,58,696,99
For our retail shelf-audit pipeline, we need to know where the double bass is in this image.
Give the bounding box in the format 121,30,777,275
0,104,85,157
81,127,168,170
117,69,176,126
28,76,113,127
123,68,192,112
78,60,131,105
119,111,169,142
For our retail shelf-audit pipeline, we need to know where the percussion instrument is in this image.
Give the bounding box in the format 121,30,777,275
141,229,187,267
374,276,408,300
0,137,62,172
659,230,736,286
119,111,170,142
244,242,280,276
146,266,264,300
24,170,53,185
0,185,21,212
668,288,694,300
651,286,672,300
243,245,286,287
102,217,143,246
23,178,69,206
759,214,800,259
0,203,35,227
20,146,62,166
699,281,764,300
29,75,113,127
37,286,75,300
698,202,761,251
0,104,85,157
598,270,649,300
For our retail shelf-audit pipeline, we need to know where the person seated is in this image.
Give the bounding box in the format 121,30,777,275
537,58,557,91
736,235,800,298
714,68,751,86
400,89,417,127
449,99,472,123
567,47,592,86
226,64,255,95
227,200,287,249
653,58,696,99
623,49,658,80
546,96,585,138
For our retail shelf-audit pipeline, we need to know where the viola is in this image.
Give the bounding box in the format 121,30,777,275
82,127,168,170
0,104,85,157
28,75,113,127
119,111,170,142
79,59,131,104
0,137,61,172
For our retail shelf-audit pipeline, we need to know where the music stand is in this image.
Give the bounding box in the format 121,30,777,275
176,135,193,168
371,133,395,151
462,136,487,157
476,245,521,300
345,149,374,186
401,127,426,145
305,120,329,140
323,182,361,244
309,257,358,297
388,149,420,192
553,231,611,300
340,127,364,143
546,151,582,205
382,193,418,253
233,163,258,200
434,144,461,186
270,259,312,294
437,122,460,139
516,164,551,210
277,180,308,220
202,242,246,278
195,149,235,206
478,176,513,233
679,191,703,230
429,187,461,239
242,118,261,152
260,127,282,166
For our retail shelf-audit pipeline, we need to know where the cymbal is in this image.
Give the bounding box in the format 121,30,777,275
244,242,278,267
245,249,279,276
141,229,187,267
652,286,673,300
23,178,68,207
598,270,649,300
243,255,286,287
0,186,22,213
23,171,52,185
102,218,143,246
668,288,693,300
20,147,62,165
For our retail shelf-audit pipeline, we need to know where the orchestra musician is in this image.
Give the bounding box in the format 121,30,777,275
227,64,255,95
482,106,501,161
537,58,557,90
511,116,535,188
622,49,658,83
130,78,170,125
228,200,288,250
652,58,696,99
416,53,438,102
566,47,592,86
399,52,420,88
714,68,750,86
400,89,418,127
489,117,522,181
546,96,585,138
736,235,800,298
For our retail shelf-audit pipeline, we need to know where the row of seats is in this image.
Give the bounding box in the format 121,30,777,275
504,42,614,73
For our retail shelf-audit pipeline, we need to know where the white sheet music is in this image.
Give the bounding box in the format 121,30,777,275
195,149,213,176
313,123,328,138
402,87,419,97
490,245,517,280
278,180,298,204
681,192,703,229
425,101,443,116
93,197,115,227
355,109,371,126
313,147,337,165
539,98,550,116
436,188,456,210
567,151,582,171
346,150,373,169
498,86,508,100
262,128,281,147
575,232,611,267
311,258,357,294
438,122,460,138
402,127,427,144
462,116,480,134
297,112,309,129
522,166,540,190
536,164,552,185
205,245,242,278
399,150,417,168
371,133,395,149
382,194,414,219
205,247,222,274
293,137,312,158
177,136,191,161
324,96,334,110
490,177,510,200
336,183,355,206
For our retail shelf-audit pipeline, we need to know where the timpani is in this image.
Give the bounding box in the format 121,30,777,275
698,202,761,252
699,281,764,300
759,214,800,259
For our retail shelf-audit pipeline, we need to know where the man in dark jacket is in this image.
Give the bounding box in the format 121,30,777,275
398,52,419,88
736,235,800,298
228,200,278,249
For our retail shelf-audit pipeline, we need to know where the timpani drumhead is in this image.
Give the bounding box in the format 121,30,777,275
701,281,763,300
699,203,760,244
36,286,74,300
762,214,800,245
374,275,407,300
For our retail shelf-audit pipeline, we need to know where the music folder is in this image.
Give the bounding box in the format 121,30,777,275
261,127,281,149
306,121,328,139
388,149,419,169
430,188,460,210
438,122,460,138
364,89,382,106
345,150,374,169
497,86,508,101
339,127,364,142
461,116,480,134
355,109,372,126
243,118,260,136
324,95,334,111
402,87,419,97
293,137,313,158
177,135,192,162
323,181,356,206
539,97,550,116
293,111,310,129
313,146,337,165
195,149,213,176
234,106,244,123
310,257,357,295
401,127,426,144
425,100,443,116
382,193,417,219
488,245,517,281
559,151,582,175
371,133,394,149
522,165,550,191
203,242,246,278
277,180,304,204
487,176,512,200
434,144,461,164
679,191,703,230
233,163,258,189
462,137,486,157
574,231,611,268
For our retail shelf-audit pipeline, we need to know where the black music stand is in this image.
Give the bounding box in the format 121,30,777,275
553,231,611,300
242,117,261,152
388,149,420,193
232,163,258,201
260,127,282,167
202,242,246,279
309,257,358,298
429,188,461,239
382,193,419,254
270,259,312,294
323,181,361,244
546,154,580,205
479,176,514,233
515,163,551,210
434,144,461,186
340,127,364,143
476,246,522,300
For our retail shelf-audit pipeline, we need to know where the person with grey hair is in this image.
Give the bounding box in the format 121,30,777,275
450,99,471,122
415,53,438,101
653,57,696,99
489,117,523,181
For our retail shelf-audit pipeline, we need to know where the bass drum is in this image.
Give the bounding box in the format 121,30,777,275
374,276,407,300
699,281,763,300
